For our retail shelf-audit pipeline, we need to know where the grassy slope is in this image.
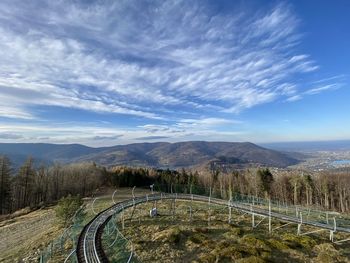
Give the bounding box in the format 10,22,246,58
107,201,350,263
0,187,150,262
2,191,349,262
0,208,60,262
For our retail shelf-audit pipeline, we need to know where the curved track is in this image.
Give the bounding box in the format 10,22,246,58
76,193,350,263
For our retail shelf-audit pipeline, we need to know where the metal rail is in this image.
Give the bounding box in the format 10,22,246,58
76,193,350,263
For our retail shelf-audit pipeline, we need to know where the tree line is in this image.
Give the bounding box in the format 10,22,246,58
197,168,350,213
1,154,350,215
0,155,107,214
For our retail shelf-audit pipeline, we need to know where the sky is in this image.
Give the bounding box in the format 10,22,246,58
0,0,349,147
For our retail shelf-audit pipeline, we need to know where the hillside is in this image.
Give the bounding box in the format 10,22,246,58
0,141,299,168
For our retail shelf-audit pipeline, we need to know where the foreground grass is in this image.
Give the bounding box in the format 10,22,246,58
106,200,350,263
0,208,60,262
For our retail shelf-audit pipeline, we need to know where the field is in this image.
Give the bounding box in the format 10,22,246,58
103,199,350,263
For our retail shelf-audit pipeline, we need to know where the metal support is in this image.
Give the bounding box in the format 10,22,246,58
297,212,303,235
109,231,120,247
273,222,293,231
251,204,255,228
330,230,334,242
172,198,176,220
132,186,136,199
112,189,117,204
300,228,327,236
92,197,98,215
121,204,125,230
189,205,192,222
268,199,271,233
334,238,350,244
254,216,266,228
228,200,232,224
64,249,76,263
208,187,212,227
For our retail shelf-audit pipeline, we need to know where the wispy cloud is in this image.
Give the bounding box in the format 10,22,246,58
0,120,246,146
285,80,344,102
285,95,302,102
92,135,123,141
304,84,340,95
0,0,320,121
135,136,170,141
0,132,23,139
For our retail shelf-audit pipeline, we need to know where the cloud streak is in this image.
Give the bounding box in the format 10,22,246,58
0,0,321,121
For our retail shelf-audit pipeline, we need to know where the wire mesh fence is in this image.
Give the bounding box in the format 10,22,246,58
151,183,350,230
101,214,139,263
39,207,85,263
39,184,350,262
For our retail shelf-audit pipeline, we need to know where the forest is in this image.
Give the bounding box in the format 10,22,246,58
0,155,350,215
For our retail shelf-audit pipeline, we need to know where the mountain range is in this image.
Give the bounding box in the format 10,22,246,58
0,141,299,169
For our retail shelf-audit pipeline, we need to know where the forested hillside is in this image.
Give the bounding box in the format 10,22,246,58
1,155,349,216
0,141,299,168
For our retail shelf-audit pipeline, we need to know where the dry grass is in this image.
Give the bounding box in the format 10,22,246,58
106,200,350,263
0,187,151,262
0,208,60,262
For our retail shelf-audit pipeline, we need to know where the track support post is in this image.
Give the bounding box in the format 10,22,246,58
268,199,271,233
228,200,232,224
297,212,303,235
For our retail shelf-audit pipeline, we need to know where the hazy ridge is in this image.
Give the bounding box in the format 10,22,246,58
0,141,298,168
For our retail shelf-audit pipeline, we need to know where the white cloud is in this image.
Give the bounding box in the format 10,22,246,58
0,132,23,139
304,84,340,95
0,0,321,121
286,95,302,102
0,121,245,146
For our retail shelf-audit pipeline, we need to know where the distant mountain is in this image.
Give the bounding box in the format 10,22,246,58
0,141,299,168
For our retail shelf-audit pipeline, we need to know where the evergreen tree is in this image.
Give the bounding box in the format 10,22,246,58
257,168,274,198
0,155,12,214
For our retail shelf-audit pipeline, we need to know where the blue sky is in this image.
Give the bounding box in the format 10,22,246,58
0,0,349,146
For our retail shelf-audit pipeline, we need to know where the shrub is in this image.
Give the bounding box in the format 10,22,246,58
312,243,345,263
55,195,82,226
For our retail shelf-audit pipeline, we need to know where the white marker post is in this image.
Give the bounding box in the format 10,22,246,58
268,199,272,233
92,197,98,215
112,189,118,204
